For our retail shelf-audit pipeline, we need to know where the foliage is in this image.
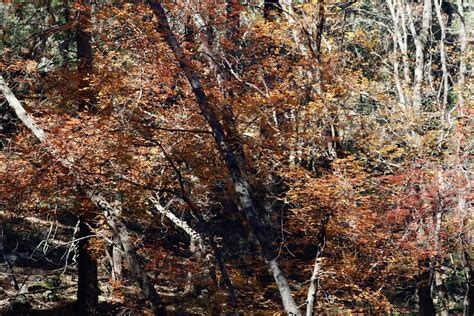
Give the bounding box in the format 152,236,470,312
0,0,471,314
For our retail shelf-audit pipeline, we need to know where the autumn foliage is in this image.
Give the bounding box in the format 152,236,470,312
0,0,472,314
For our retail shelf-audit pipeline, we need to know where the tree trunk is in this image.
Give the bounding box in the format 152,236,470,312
111,234,123,281
77,217,99,315
212,242,238,308
433,175,449,315
305,215,328,316
150,197,204,294
434,0,449,131
151,196,238,306
305,257,321,316
0,76,164,314
406,0,432,112
457,0,467,110
417,261,435,316
0,225,19,290
110,193,123,281
264,0,282,20
75,0,95,111
148,2,300,314
463,250,473,316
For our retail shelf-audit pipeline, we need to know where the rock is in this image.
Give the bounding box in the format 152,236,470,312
13,294,28,305
43,290,59,302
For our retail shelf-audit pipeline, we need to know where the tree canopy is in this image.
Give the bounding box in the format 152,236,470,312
0,0,472,315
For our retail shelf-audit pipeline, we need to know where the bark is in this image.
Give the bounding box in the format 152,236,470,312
191,12,248,169
212,241,238,308
77,217,99,314
150,197,205,257
305,215,328,316
153,142,239,307
457,0,467,110
391,33,407,107
406,0,432,112
0,76,164,314
111,235,123,281
433,211,448,316
305,257,321,316
264,0,282,20
151,195,238,307
150,196,203,294
386,0,409,107
111,193,123,281
417,260,436,316
386,0,411,84
434,0,449,128
75,0,95,111
88,193,163,314
148,2,301,314
463,250,473,316
0,225,19,290
312,0,325,95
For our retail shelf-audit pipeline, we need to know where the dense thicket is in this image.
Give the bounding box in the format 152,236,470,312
0,0,472,314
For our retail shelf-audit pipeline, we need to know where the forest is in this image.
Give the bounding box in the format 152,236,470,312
0,0,472,315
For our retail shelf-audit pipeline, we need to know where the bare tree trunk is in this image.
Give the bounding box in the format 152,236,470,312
75,0,95,111
387,0,409,107
391,33,407,107
150,197,204,294
111,234,123,281
305,257,322,316
433,211,449,316
150,197,205,256
305,215,328,316
0,76,164,314
386,0,411,91
417,260,436,316
148,2,301,314
77,216,99,315
0,225,19,290
463,250,473,316
406,0,432,112
110,193,123,281
457,0,467,110
434,0,449,129
460,193,473,316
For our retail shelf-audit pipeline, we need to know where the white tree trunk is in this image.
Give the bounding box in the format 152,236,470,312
434,0,449,127
406,0,432,112
305,257,322,316
0,76,163,312
148,2,301,314
457,0,467,110
150,197,206,256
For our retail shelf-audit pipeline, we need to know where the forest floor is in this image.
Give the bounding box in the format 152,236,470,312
0,211,134,315
0,211,222,315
